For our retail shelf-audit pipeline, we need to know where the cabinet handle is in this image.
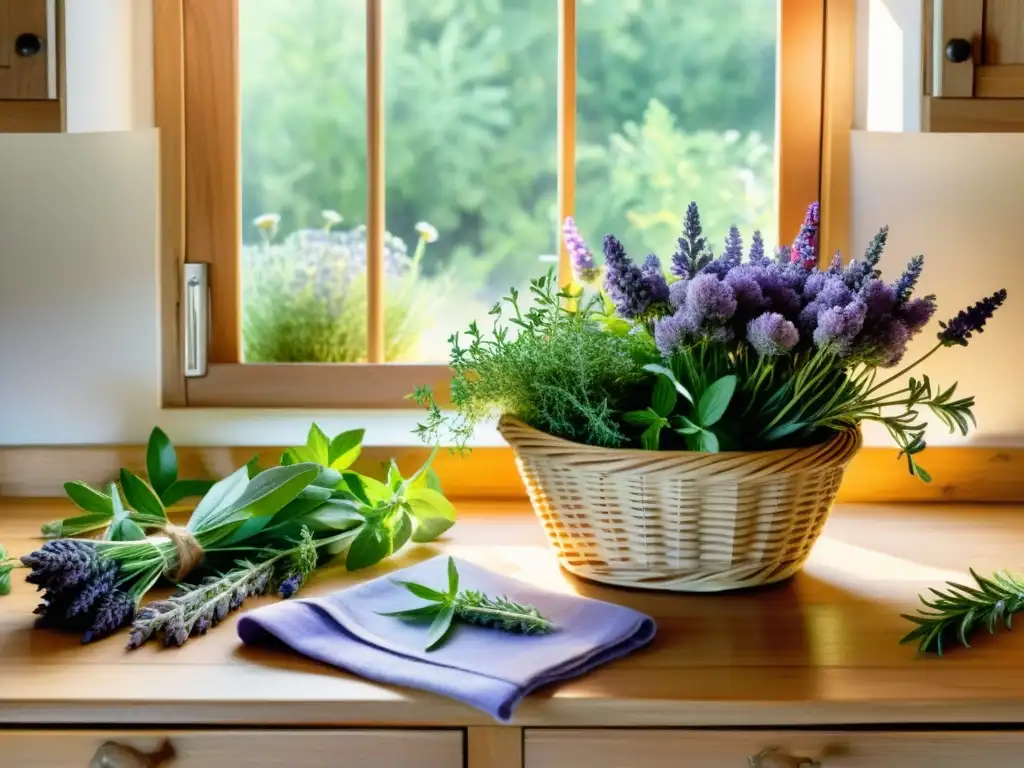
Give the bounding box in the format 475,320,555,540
14,33,44,58
748,747,822,768
944,37,973,64
89,740,174,768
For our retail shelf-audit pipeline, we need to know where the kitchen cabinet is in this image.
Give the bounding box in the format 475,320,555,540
0,0,62,132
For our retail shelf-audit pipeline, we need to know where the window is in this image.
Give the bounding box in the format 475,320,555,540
156,0,850,408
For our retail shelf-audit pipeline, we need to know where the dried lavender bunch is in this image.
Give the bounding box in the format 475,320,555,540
381,557,554,651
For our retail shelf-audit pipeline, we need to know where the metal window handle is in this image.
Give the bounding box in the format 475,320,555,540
749,747,822,768
184,263,210,378
89,740,174,768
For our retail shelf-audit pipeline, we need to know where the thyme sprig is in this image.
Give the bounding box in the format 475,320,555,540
381,557,554,650
901,568,1024,655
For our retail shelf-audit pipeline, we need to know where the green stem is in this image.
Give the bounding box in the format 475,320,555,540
866,343,943,395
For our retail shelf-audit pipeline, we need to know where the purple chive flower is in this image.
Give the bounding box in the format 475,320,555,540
747,312,800,357
813,300,867,354
685,273,738,323
654,310,698,355
641,254,670,305
562,216,600,283
802,271,829,300
756,265,803,318
748,230,768,266
893,254,924,304
668,277,688,310
278,573,304,599
799,275,853,332
82,590,136,644
902,294,937,333
938,289,1008,347
789,202,820,269
603,235,655,319
671,202,712,278
725,266,768,318
860,278,897,321
22,540,99,593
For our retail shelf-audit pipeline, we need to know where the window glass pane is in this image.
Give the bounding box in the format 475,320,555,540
574,0,778,265
384,0,558,362
240,0,370,363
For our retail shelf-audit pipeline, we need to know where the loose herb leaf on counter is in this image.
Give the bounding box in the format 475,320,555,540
901,568,1024,655
381,557,555,651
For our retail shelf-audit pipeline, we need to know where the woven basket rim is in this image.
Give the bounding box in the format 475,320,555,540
497,414,862,464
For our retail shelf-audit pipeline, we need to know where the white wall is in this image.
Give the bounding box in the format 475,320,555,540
0,0,1020,447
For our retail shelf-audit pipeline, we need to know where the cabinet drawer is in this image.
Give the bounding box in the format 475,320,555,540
525,730,1024,767
0,729,463,767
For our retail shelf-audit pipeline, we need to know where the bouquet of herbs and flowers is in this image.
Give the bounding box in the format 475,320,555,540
416,201,1007,481
0,425,457,648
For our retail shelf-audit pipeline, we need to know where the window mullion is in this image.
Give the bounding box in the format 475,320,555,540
557,0,576,288
366,0,385,363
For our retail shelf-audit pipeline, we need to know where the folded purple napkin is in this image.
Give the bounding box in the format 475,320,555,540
236,555,656,721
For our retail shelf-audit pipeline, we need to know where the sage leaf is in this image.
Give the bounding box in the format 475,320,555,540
109,516,146,541
406,487,457,543
697,429,720,453
302,500,366,532
63,481,113,516
160,479,216,507
145,427,178,497
698,374,737,427
391,510,413,552
187,465,250,532
641,422,663,451
426,603,457,651
377,604,443,620
42,512,112,538
120,469,167,521
642,363,694,403
328,429,364,470
219,463,322,523
652,374,677,418
311,467,344,490
346,521,390,570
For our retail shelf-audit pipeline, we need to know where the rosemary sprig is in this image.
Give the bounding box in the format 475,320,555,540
901,568,1024,655
380,557,555,650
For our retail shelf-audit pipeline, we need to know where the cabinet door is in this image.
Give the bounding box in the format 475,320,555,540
526,730,1024,768
928,0,1024,130
0,730,464,767
0,0,52,100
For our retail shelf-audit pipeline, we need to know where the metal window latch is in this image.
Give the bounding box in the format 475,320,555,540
183,263,210,378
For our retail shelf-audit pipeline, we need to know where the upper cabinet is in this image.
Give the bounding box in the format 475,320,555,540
927,0,1024,130
0,0,63,132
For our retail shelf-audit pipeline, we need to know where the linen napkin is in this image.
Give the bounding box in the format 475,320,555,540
236,555,656,721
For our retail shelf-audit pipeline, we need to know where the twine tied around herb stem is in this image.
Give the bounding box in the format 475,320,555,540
161,524,204,582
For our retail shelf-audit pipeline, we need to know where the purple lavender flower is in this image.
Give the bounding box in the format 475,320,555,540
755,265,803,318
725,266,768,318
668,278,688,310
813,300,867,354
938,289,1008,347
860,278,897,321
799,275,853,332
65,559,117,619
603,235,655,319
842,226,888,290
22,540,99,593
747,313,800,357
82,590,136,644
671,202,712,278
685,273,738,323
893,255,924,304
653,309,701,356
641,254,670,305
789,202,820,269
562,216,600,283
902,294,937,333
802,271,828,300
827,251,843,273
878,320,911,367
748,230,768,266
278,573,304,599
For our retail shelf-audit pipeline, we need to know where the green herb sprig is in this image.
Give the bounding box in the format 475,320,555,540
901,568,1024,655
381,557,554,650
0,544,16,596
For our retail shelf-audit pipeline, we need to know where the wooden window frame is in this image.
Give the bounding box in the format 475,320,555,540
156,0,854,410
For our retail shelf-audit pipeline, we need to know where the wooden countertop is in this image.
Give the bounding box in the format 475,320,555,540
2,498,1024,727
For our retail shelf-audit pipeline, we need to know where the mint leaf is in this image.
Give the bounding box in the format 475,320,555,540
120,469,167,522
623,408,664,427
426,603,456,650
306,423,331,464
643,363,694,403
698,374,737,427
652,374,677,418
406,487,457,543
391,510,413,552
697,429,720,453
387,460,403,492
328,429,364,470
63,481,113,516
146,427,178,497
346,521,390,570
641,422,663,451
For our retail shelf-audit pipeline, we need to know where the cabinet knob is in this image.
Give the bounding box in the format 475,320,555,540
748,747,822,768
89,741,174,768
14,33,43,57
944,37,973,64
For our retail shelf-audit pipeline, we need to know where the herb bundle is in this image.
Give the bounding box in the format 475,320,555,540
3,424,457,647
417,201,1008,480
381,557,554,650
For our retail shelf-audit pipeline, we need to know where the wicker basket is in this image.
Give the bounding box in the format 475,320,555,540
498,415,862,592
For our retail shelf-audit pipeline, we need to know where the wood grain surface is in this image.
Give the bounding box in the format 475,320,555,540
2,499,1024,727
